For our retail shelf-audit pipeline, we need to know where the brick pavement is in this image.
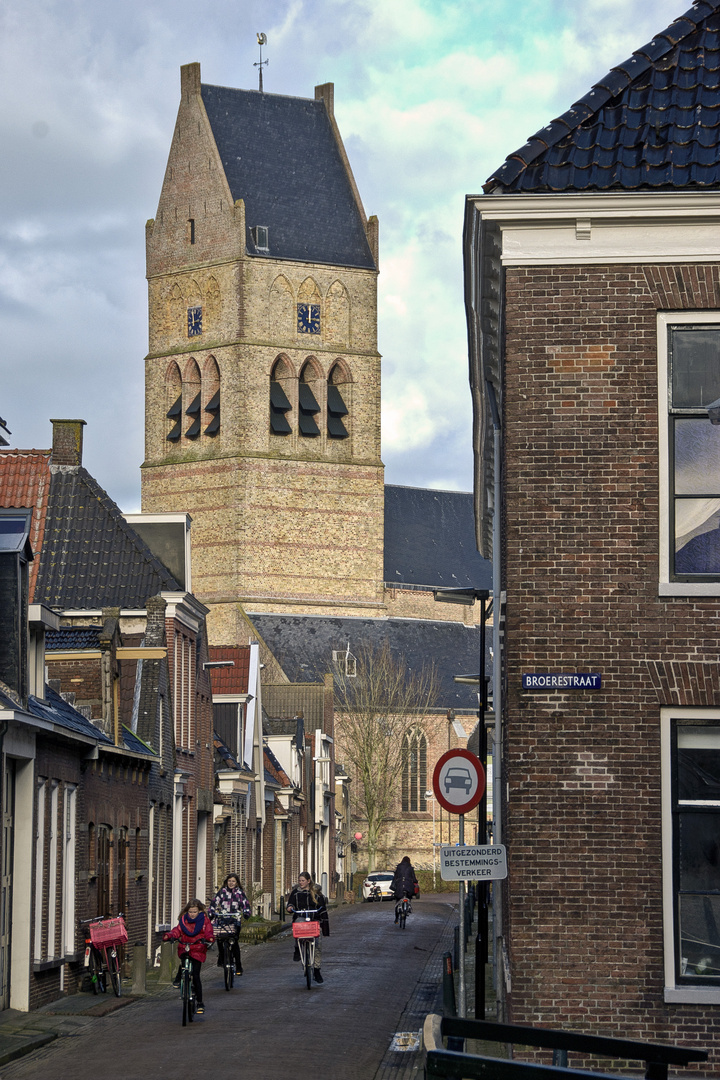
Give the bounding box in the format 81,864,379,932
0,897,459,1080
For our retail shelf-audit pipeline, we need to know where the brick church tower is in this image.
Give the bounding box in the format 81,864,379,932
141,63,384,642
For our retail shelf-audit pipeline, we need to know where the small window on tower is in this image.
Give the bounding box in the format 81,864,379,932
187,219,195,245
252,226,269,252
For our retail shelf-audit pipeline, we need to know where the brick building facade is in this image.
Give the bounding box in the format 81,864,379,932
465,0,720,1060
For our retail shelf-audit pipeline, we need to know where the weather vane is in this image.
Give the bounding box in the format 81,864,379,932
254,33,268,93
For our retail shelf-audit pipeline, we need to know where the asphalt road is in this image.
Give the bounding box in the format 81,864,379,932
1,897,457,1080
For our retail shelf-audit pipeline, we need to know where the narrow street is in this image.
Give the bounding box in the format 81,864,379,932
0,898,457,1080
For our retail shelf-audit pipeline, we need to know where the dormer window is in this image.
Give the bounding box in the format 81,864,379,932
252,226,269,252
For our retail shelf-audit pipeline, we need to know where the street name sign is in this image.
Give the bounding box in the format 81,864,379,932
522,672,602,690
432,749,485,815
440,844,507,882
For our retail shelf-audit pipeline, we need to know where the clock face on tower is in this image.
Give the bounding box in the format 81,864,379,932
297,303,320,335
188,306,203,337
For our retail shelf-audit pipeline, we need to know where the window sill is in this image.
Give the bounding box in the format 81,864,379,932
33,952,82,973
659,582,720,597
664,986,720,1004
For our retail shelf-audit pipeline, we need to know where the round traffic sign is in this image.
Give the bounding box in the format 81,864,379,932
432,749,485,815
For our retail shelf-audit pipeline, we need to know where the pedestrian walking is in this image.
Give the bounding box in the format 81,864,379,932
391,856,418,923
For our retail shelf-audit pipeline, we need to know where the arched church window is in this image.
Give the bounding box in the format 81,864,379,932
270,356,293,436
401,727,427,813
203,356,220,436
166,361,182,442
299,360,322,438
327,362,350,440
184,359,202,440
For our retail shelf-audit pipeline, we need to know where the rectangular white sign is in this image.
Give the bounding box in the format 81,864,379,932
440,844,507,881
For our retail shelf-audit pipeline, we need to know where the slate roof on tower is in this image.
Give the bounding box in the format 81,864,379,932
384,485,492,590
484,0,720,193
201,84,376,269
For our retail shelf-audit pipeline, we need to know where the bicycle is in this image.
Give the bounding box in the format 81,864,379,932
290,908,321,989
396,896,412,929
80,913,127,996
179,942,196,1025
212,912,242,990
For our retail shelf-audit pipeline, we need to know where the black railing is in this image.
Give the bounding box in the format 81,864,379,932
424,1017,708,1080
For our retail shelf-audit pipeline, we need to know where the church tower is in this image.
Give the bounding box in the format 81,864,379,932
141,63,384,643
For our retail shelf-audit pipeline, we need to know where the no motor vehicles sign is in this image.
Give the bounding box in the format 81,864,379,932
440,844,507,882
432,749,485,814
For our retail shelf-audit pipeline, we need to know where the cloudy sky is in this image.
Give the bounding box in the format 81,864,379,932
1,0,689,510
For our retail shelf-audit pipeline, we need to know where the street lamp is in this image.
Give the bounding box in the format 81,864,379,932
424,790,437,889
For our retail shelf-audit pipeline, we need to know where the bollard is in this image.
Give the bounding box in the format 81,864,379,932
158,940,176,984
131,942,147,996
442,951,457,1018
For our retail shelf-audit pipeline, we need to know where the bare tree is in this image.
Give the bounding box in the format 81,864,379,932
334,642,439,871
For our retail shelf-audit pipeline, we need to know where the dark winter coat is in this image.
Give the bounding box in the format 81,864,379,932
209,885,251,923
164,912,214,962
391,860,418,899
287,885,330,937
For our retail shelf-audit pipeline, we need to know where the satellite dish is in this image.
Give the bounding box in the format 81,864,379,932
257,32,267,45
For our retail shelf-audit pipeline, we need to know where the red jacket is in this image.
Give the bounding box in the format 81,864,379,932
164,913,214,962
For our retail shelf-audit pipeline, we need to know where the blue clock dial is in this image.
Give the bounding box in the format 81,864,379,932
297,303,320,335
187,306,203,337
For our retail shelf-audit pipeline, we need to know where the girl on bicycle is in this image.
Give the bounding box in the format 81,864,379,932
391,855,418,923
286,872,329,983
164,899,214,1014
209,873,251,974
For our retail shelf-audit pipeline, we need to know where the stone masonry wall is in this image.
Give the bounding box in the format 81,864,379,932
502,262,720,1058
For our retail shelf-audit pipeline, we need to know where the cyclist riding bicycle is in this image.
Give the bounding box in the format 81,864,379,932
391,855,418,923
286,872,329,983
209,873,251,975
164,899,214,1014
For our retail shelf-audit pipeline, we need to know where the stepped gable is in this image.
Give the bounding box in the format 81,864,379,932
0,449,52,600
201,83,376,268
248,614,490,712
35,467,180,610
384,484,493,590
484,0,720,193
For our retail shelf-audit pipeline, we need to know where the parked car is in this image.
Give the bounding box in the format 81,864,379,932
362,871,394,901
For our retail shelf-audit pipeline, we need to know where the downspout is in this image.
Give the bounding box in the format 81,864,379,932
486,378,505,1019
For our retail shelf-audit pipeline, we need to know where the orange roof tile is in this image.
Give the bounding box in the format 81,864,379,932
208,646,251,695
0,450,51,601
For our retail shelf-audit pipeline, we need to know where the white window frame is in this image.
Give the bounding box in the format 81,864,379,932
661,706,720,1003
658,311,720,595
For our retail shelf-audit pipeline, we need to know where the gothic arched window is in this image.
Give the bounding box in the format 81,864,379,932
402,727,427,813
270,355,294,435
327,362,351,440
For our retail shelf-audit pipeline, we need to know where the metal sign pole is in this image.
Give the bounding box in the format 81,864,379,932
458,812,465,1015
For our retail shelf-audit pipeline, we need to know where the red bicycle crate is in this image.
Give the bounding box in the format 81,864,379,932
292,920,320,939
89,917,128,947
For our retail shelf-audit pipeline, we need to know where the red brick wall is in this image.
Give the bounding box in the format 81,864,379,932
501,263,720,1059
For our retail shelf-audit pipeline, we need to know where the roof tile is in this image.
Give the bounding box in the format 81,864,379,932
484,2,720,193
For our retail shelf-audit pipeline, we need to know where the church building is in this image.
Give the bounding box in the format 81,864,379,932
141,63,492,875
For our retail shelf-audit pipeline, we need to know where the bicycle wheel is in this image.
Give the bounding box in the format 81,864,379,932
107,948,122,997
181,969,191,1026
224,952,234,991
399,910,406,929
89,947,105,995
305,939,314,990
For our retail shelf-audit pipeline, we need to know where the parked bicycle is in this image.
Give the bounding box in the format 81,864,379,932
212,912,243,990
291,908,322,989
80,913,127,996
395,896,412,929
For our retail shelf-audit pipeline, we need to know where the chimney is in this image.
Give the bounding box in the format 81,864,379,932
50,419,86,467
145,595,167,646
